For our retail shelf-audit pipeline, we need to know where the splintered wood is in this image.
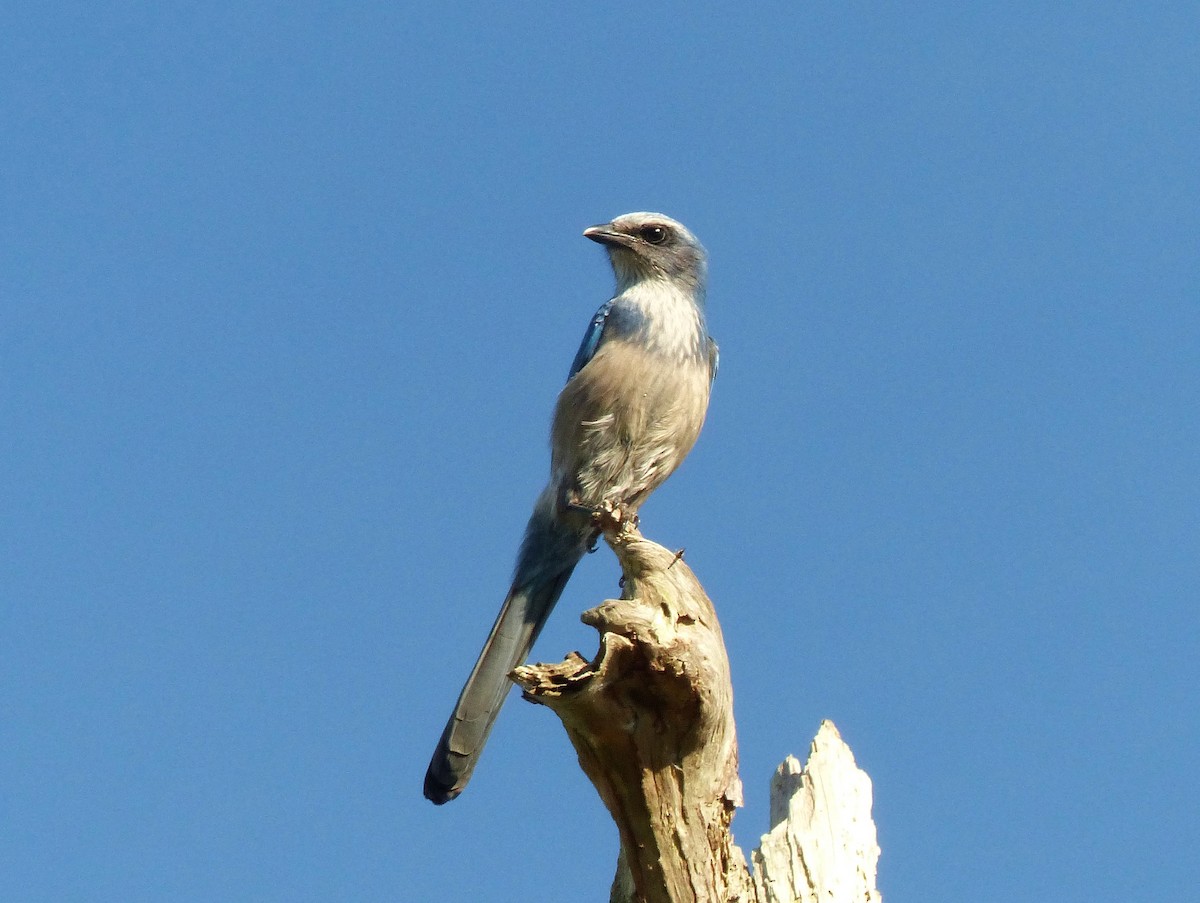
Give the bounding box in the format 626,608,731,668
752,722,881,903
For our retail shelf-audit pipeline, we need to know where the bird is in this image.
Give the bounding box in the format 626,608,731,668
423,212,718,804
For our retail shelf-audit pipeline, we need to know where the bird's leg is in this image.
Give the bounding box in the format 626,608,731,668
563,498,607,553
564,499,597,517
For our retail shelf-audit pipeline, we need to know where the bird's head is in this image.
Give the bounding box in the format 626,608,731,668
584,212,707,295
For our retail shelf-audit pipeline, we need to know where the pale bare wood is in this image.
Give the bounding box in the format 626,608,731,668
752,722,882,903
512,526,880,903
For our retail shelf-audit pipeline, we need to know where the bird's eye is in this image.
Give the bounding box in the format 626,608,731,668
640,225,669,245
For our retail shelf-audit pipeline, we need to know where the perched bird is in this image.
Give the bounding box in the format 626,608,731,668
423,212,718,804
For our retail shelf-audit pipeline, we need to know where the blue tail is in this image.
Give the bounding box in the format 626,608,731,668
424,503,590,804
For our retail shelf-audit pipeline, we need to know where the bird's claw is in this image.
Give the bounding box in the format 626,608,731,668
566,497,637,534
590,499,638,535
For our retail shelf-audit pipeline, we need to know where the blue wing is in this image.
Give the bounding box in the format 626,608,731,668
567,299,614,382
707,336,720,387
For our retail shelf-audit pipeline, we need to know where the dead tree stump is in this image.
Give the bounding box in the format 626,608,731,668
512,526,880,903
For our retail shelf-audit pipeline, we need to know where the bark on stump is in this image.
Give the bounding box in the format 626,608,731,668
512,526,881,903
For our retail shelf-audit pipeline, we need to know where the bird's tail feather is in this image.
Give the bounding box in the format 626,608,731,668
423,504,588,804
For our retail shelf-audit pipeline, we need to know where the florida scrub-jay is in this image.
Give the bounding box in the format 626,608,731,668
423,212,717,804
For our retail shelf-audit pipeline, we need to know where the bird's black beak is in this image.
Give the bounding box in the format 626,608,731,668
583,224,633,249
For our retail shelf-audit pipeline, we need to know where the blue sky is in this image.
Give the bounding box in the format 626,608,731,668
3,3,1197,900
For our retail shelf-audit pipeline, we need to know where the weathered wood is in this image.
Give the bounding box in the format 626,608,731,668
512,526,880,903
513,525,751,903
752,722,882,903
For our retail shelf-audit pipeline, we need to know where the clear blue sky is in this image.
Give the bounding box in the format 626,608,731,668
3,3,1197,900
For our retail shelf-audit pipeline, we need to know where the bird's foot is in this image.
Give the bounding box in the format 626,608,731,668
566,498,637,536
592,499,638,535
